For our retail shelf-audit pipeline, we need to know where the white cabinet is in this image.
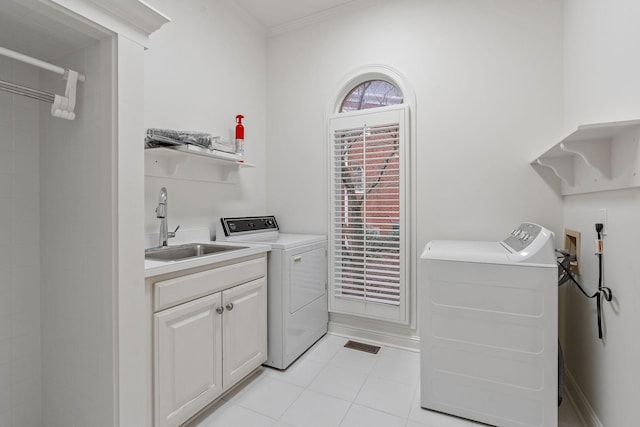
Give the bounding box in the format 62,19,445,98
149,255,267,427
222,278,267,386
154,293,223,427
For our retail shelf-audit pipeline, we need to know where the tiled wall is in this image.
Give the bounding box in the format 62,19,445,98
39,41,115,427
0,57,43,427
0,39,111,427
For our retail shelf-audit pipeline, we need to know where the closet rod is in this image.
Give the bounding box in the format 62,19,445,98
0,46,86,82
0,79,55,103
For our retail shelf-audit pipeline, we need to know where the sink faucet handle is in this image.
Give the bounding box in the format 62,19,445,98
155,202,166,218
168,225,180,239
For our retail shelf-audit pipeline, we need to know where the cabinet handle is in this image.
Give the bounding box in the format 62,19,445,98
293,256,303,262
216,306,224,314
225,303,234,311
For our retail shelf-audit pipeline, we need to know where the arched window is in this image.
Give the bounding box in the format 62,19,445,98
329,75,409,323
340,80,403,112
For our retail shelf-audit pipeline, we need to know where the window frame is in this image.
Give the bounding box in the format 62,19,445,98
327,65,417,328
328,103,409,323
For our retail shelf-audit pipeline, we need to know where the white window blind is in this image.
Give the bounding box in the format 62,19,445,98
329,105,408,322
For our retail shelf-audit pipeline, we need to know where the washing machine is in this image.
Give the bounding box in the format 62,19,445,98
216,216,327,369
420,223,557,427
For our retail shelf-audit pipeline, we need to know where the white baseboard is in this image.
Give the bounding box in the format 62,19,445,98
564,369,604,427
328,314,420,351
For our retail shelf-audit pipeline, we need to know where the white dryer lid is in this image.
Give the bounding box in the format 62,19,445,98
228,232,325,250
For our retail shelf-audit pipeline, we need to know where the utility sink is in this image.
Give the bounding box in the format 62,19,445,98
145,243,247,261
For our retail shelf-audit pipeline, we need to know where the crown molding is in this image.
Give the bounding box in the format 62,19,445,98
267,0,385,37
41,0,170,48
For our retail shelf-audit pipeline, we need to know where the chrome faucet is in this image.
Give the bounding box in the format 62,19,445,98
156,187,180,247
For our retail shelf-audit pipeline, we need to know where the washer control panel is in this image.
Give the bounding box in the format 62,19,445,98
502,223,542,253
220,216,279,236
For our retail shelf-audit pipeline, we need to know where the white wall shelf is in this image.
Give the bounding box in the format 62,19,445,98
145,146,254,183
532,119,640,195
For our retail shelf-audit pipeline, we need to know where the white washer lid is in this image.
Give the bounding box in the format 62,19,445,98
421,239,556,266
421,240,511,264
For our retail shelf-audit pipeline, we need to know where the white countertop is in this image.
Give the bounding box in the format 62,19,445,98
144,241,271,278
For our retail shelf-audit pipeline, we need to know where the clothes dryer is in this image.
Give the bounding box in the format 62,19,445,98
217,216,327,369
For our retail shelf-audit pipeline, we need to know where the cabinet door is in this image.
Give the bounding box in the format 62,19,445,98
154,292,223,427
222,277,267,387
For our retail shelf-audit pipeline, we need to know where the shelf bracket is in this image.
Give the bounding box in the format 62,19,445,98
535,156,574,187
164,152,189,175
560,139,611,179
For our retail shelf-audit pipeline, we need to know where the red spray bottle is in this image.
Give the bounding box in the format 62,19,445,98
235,114,245,156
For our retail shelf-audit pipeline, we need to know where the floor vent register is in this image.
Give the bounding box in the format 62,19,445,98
344,340,381,354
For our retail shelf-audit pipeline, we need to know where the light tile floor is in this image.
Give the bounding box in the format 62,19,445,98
187,334,584,427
